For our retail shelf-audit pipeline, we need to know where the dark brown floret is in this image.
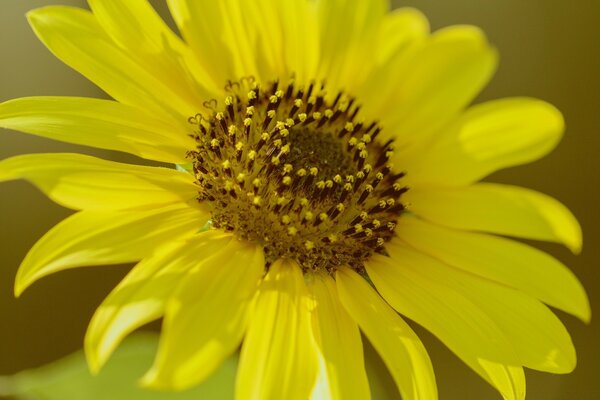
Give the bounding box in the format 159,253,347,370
187,78,407,273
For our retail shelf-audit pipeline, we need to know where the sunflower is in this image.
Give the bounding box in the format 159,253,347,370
0,0,590,399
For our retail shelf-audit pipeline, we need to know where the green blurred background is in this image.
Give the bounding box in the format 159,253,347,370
1,0,598,398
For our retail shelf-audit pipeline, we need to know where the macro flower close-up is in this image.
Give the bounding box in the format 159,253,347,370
0,0,595,399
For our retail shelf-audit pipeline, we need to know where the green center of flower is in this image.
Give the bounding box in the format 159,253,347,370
187,78,407,272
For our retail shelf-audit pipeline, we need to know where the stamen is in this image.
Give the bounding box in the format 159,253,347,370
187,78,407,272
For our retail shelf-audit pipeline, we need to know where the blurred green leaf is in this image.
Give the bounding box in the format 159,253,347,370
1,333,236,400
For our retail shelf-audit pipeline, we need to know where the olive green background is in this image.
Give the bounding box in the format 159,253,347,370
0,1,598,399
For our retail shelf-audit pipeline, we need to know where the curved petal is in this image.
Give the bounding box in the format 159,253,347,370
87,0,220,101
85,230,233,373
371,245,577,373
366,255,527,399
366,254,520,364
307,272,370,400
315,0,387,92
27,6,199,120
394,217,590,322
236,259,319,400
15,203,209,296
375,7,430,65
0,97,193,164
363,26,498,144
405,98,564,186
0,153,198,210
405,183,582,253
472,361,525,400
336,267,437,400
142,237,264,390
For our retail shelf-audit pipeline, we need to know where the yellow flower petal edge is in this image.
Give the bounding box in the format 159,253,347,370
142,238,264,390
362,25,498,143
27,6,197,119
375,7,430,65
87,0,218,106
307,271,370,400
315,0,386,92
85,231,233,373
0,153,198,210
367,254,528,399
404,97,564,186
236,259,319,400
394,216,590,322
474,360,525,400
337,267,438,400
15,203,208,296
366,253,520,362
406,182,582,253
0,96,193,163
370,246,577,373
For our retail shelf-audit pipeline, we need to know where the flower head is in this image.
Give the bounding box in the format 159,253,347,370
0,1,589,399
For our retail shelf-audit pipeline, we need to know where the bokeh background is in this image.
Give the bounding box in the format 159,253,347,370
1,0,598,398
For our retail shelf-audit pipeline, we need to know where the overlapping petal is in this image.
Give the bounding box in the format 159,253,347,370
362,25,498,143
142,237,264,390
337,267,437,400
0,97,193,163
371,245,577,374
0,153,198,210
236,259,319,400
87,0,220,102
375,7,430,65
307,272,370,400
27,6,199,120
15,203,209,296
167,0,258,87
85,231,233,372
469,361,525,400
405,183,582,253
404,98,564,185
315,0,387,92
394,216,589,322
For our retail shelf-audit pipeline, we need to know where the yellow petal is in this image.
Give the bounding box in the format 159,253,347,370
236,259,318,400
364,26,497,144
27,7,198,119
315,0,387,92
85,230,233,373
366,254,519,365
87,0,219,103
394,217,590,322
307,272,370,400
15,203,209,296
0,97,193,163
406,98,564,186
0,153,198,210
336,267,437,400
406,183,582,253
166,0,257,87
375,7,430,65
473,360,525,400
373,244,577,374
366,254,526,399
271,0,320,85
142,238,264,390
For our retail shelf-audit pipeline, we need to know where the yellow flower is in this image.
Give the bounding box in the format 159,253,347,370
0,1,590,399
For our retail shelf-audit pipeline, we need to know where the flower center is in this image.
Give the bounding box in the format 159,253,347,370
187,78,408,272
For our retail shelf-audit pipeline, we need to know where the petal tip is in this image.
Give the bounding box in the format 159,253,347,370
83,335,106,376
13,270,32,298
